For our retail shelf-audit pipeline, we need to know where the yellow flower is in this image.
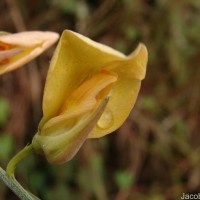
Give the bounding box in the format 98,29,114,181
32,30,148,164
0,31,59,75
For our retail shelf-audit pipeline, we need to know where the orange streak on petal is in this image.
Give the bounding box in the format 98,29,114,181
0,42,14,65
0,58,9,64
0,42,13,64
42,70,117,132
59,70,118,116
0,42,13,51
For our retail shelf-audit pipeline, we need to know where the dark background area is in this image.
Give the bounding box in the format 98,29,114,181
1,0,200,199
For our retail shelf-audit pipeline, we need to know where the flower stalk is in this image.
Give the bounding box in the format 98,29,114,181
6,144,33,177
0,144,40,200
0,166,40,200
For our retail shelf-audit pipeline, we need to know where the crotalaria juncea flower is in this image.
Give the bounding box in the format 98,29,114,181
32,30,148,164
0,31,59,75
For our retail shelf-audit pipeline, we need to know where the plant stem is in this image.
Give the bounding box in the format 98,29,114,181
0,166,40,200
0,144,41,200
6,144,33,177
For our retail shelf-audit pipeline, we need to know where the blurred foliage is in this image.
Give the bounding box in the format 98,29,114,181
1,0,200,200
115,170,135,189
0,134,13,165
0,98,10,127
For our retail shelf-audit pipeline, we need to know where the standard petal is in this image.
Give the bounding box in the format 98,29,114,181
0,31,59,75
89,75,141,138
125,43,148,80
106,43,148,80
41,30,125,125
88,43,148,138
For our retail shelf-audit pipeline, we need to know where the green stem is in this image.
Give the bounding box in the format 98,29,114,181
0,167,40,200
6,144,33,177
0,144,41,200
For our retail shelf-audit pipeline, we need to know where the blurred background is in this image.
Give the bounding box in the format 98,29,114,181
0,0,200,199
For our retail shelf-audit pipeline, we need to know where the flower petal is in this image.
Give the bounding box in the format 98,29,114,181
41,30,148,139
0,48,24,61
0,31,59,47
89,44,148,138
89,76,141,138
41,30,125,125
0,31,59,75
106,43,148,80
40,70,117,135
